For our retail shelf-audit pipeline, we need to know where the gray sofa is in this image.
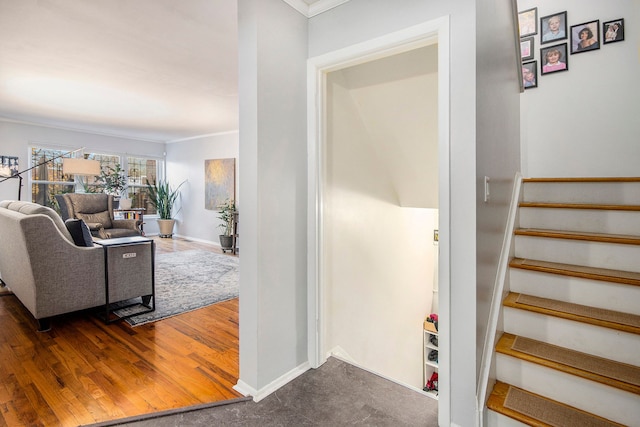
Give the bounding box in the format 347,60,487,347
0,200,152,331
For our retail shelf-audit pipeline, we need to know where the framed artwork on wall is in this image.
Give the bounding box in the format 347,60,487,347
540,43,568,75
204,158,235,211
518,7,538,37
603,19,624,44
0,155,19,177
540,11,567,44
570,20,600,54
522,61,537,89
520,36,534,61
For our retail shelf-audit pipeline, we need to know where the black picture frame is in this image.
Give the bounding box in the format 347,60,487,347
518,7,538,37
570,20,601,54
520,37,534,61
603,19,625,44
522,61,538,89
540,43,569,75
540,11,568,44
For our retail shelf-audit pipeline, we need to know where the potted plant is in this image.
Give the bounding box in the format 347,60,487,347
217,199,236,252
146,179,185,238
95,163,128,207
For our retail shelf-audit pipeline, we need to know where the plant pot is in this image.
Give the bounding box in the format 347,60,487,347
157,219,176,238
219,235,233,252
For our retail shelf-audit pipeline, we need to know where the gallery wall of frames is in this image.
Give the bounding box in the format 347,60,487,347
517,7,624,90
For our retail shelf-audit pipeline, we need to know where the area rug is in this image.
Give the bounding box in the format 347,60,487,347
113,249,239,326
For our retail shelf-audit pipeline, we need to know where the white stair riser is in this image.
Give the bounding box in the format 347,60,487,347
519,207,640,236
503,307,640,366
509,268,640,315
486,409,528,427
523,182,640,205
496,353,640,426
515,235,640,272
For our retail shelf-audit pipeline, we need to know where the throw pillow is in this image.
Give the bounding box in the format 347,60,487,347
65,219,94,247
76,210,112,229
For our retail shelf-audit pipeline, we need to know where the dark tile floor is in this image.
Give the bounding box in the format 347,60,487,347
92,357,439,426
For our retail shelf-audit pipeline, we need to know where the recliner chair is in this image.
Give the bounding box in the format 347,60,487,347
56,193,141,239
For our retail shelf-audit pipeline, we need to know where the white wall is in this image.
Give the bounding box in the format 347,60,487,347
324,64,438,390
165,132,239,244
519,0,640,177
310,2,477,425
0,120,165,207
238,0,308,390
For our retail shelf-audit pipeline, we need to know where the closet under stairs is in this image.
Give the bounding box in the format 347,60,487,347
486,178,640,427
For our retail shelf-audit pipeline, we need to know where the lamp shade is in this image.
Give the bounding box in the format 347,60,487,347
63,158,101,176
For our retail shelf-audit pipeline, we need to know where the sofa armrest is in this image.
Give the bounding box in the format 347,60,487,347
112,218,140,230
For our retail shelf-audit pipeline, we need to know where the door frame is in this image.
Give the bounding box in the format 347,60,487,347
306,16,451,424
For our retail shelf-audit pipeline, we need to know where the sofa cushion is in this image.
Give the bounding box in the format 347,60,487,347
65,219,94,247
76,210,112,229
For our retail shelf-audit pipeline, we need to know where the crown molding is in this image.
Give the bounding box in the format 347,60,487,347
281,0,349,18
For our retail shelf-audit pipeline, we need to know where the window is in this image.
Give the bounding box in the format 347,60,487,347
31,147,74,209
30,146,162,216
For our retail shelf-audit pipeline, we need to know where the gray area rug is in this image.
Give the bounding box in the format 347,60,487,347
114,249,239,326
87,357,439,426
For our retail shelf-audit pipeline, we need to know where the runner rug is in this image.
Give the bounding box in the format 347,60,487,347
113,249,239,326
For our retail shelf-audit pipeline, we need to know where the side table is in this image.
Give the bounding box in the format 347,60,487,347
94,236,155,324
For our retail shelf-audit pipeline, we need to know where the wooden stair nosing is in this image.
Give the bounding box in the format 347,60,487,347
509,258,640,288
519,202,640,211
496,333,640,396
523,177,640,183
487,381,626,427
515,228,640,245
503,292,640,335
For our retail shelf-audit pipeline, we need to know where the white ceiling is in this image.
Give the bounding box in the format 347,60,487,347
0,0,347,143
0,0,238,143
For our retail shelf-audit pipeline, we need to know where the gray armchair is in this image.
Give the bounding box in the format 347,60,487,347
56,193,141,239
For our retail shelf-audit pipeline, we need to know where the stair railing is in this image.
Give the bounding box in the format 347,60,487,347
476,172,522,427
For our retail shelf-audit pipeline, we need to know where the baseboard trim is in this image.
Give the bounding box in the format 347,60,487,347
234,361,312,402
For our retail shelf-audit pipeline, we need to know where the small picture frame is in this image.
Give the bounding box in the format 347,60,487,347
520,36,534,61
603,19,624,44
570,20,600,54
522,61,538,89
518,7,538,37
540,43,569,75
540,11,567,44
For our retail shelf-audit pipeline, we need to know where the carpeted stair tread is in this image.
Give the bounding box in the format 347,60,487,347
510,258,640,287
519,202,640,211
503,292,640,335
487,381,625,427
496,333,640,395
515,228,640,245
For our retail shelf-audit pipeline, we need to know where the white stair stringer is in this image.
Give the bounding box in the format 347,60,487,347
519,206,640,236
503,306,640,366
514,235,640,273
486,409,528,427
522,181,640,205
495,353,640,427
509,268,640,315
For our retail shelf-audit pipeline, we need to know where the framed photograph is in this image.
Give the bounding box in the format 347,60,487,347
570,20,600,54
522,61,538,89
540,43,569,75
540,11,567,44
603,19,624,44
520,36,534,61
518,7,538,37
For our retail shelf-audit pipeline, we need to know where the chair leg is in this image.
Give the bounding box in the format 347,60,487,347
141,295,152,308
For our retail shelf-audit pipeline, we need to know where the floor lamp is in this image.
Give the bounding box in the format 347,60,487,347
0,148,98,200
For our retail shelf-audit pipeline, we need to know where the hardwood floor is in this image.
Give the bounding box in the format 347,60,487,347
0,237,240,426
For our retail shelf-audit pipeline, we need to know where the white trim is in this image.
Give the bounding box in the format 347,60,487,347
281,0,350,18
166,130,239,144
307,14,451,423
234,362,311,402
0,116,165,144
475,172,523,427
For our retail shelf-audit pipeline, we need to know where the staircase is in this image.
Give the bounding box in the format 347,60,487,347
486,178,640,427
